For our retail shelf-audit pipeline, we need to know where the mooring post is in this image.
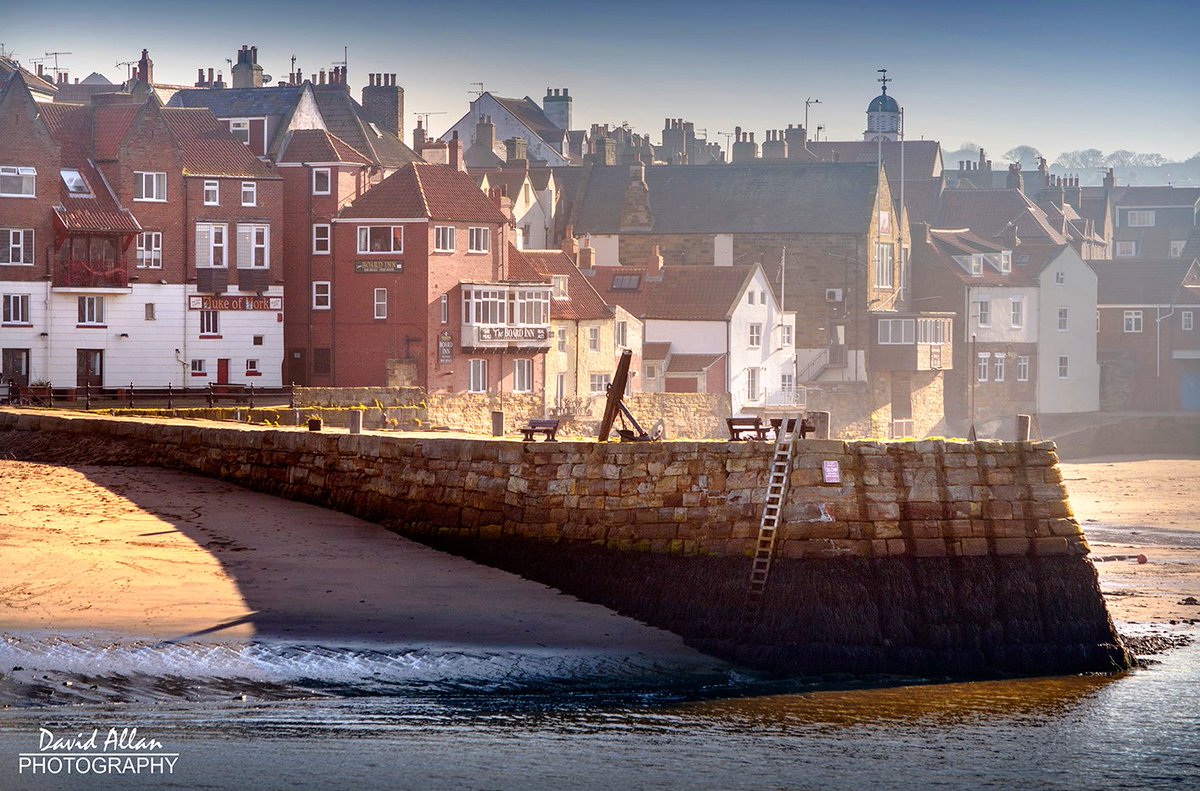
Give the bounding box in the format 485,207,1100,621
1016,414,1032,442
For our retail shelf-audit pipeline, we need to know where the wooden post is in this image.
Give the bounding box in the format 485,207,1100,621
207,382,214,408
248,382,255,409
48,382,54,408
84,382,91,410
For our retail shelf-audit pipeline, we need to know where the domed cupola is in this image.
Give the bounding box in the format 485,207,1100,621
864,69,901,141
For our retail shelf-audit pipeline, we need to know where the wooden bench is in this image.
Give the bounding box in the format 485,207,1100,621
726,416,770,440
521,418,560,442
770,416,817,440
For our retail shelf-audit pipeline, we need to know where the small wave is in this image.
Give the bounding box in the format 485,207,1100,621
0,633,734,706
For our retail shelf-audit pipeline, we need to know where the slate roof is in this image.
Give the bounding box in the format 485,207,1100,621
168,85,306,118
574,163,880,236
518,249,611,320
492,95,564,142
481,168,529,200
1090,259,1199,305
587,264,757,321
277,128,371,165
0,57,57,97
666,353,725,374
312,86,421,170
528,167,554,192
923,229,1062,287
339,162,510,223
939,188,1067,244
1113,187,1200,208
806,140,943,181
162,107,277,178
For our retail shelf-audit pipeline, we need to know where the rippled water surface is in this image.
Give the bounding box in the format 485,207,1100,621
1,635,1197,790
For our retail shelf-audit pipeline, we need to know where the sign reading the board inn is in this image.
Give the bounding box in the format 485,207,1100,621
189,295,281,311
354,260,404,274
438,331,453,364
478,326,548,342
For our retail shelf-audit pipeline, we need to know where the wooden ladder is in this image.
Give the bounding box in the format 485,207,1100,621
748,415,801,597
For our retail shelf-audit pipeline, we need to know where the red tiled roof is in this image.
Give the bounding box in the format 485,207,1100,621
277,128,371,165
506,245,548,282
519,248,611,320
91,105,142,160
340,162,510,223
665,353,725,374
587,264,756,321
642,341,671,361
162,107,275,179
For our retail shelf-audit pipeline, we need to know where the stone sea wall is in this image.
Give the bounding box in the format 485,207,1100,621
0,410,1128,677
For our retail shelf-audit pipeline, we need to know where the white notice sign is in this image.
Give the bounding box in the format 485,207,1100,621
822,460,841,484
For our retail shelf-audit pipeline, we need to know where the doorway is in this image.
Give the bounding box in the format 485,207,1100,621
76,349,103,388
2,348,30,388
217,358,230,385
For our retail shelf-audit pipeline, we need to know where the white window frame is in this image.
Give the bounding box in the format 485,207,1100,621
312,168,331,195
1114,241,1137,258
357,225,403,254
241,181,257,207
970,255,983,276
748,323,762,349
61,168,91,195
1184,311,1194,332
976,352,990,382
246,359,259,374
434,225,455,253
468,226,490,253
878,318,915,344
1169,240,1186,259
3,293,31,324
200,309,219,336
589,373,611,395
999,251,1012,274
1,228,34,265
1010,299,1023,329
441,294,449,324
1058,355,1070,379
1058,307,1069,332
203,180,219,206
236,224,270,269
1123,310,1143,333
468,358,489,393
374,288,388,320
134,171,167,202
136,231,162,269
975,299,990,328
1126,210,1155,227
196,223,227,268
746,366,760,402
312,224,331,255
551,275,569,299
513,359,533,393
1017,355,1030,382
615,320,628,349
748,291,755,306
0,165,36,198
993,353,1005,382
78,295,105,325
191,359,207,376
229,119,251,145
781,325,793,346
313,281,331,310
781,372,795,395
588,326,600,351
557,327,567,352
874,242,894,288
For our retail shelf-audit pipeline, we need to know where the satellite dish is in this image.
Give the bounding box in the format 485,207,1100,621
262,74,273,83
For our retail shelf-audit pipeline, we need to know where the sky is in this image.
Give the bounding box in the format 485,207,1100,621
3,0,1198,162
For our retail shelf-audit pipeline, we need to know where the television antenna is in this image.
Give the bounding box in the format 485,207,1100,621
116,60,137,79
44,50,72,80
468,82,484,98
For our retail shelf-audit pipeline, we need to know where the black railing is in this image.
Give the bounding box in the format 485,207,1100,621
3,381,296,410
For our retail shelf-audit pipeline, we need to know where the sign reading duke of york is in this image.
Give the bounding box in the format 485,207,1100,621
354,260,404,274
478,326,548,342
189,295,281,311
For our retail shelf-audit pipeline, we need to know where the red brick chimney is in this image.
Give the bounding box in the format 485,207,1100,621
137,49,154,85
648,245,664,276
448,132,465,173
561,226,579,259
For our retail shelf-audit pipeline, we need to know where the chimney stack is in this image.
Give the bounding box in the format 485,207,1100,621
648,245,664,276
762,129,788,160
137,49,154,85
362,72,404,139
542,86,572,131
1103,167,1115,190
504,137,528,165
231,44,263,89
731,127,759,163
561,227,579,259
578,245,596,271
1007,162,1024,191
784,124,808,159
448,132,465,173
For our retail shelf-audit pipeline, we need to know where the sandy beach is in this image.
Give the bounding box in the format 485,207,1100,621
0,454,1195,653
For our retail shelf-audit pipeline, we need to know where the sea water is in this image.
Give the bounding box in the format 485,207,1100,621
1,633,1197,790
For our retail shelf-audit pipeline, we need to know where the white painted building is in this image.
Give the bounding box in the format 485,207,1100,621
441,92,571,167
1036,246,1100,413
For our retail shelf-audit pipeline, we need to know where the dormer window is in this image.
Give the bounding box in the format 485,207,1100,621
228,119,251,146
970,255,983,276
60,168,91,196
551,275,569,299
999,251,1012,273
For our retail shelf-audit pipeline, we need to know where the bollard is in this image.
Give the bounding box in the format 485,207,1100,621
1016,414,1032,442
349,410,363,435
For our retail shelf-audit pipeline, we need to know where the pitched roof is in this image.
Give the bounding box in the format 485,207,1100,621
339,162,510,223
1113,186,1200,208
0,58,57,97
528,167,554,191
574,162,880,236
587,264,757,321
168,85,306,118
311,86,422,170
1090,258,1198,305
806,140,943,181
277,128,371,165
642,341,671,361
518,249,611,320
505,245,547,282
922,229,1063,287
481,168,529,200
939,187,1067,244
666,353,725,374
161,107,276,178
492,94,563,142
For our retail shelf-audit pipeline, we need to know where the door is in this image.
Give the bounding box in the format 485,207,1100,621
76,349,102,388
287,348,307,386
1182,373,1200,411
2,349,30,388
217,358,230,385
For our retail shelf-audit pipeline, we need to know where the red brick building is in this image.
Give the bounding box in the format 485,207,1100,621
325,162,551,391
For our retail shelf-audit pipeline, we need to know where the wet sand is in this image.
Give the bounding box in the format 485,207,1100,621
0,455,1195,649
1061,456,1200,629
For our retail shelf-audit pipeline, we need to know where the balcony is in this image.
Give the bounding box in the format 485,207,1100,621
52,259,130,291
461,283,552,350
871,314,955,373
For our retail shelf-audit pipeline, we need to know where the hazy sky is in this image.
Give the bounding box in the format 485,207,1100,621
4,0,1198,162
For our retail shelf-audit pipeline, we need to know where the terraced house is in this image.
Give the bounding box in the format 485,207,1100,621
0,74,283,389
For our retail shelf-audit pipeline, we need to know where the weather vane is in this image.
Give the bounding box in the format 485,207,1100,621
877,68,890,94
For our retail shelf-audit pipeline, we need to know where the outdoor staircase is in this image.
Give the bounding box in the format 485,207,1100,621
748,415,802,597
